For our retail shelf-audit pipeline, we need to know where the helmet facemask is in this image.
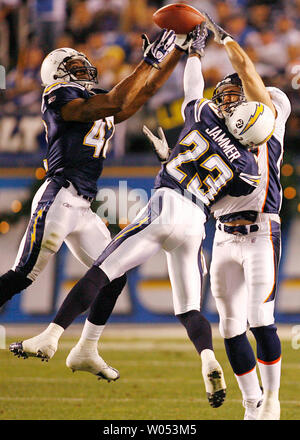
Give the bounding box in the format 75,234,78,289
212,73,245,117
54,54,98,90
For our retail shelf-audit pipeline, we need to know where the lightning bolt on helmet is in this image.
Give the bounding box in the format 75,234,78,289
212,72,245,114
40,47,98,90
225,101,275,148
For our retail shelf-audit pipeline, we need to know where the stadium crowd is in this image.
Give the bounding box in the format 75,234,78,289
0,0,300,158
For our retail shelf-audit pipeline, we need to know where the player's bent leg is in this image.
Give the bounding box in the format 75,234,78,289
64,208,112,268
9,265,111,361
65,252,161,379
68,189,200,380
16,214,117,361
64,273,128,380
167,226,226,408
176,310,226,408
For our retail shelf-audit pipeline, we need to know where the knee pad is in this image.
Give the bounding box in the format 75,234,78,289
0,270,32,306
219,317,247,339
41,222,66,253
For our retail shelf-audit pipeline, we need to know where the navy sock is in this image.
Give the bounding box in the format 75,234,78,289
0,270,32,307
250,324,281,363
177,310,213,354
88,273,127,325
224,332,256,375
53,265,109,329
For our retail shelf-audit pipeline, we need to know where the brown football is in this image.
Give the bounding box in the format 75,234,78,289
153,3,205,34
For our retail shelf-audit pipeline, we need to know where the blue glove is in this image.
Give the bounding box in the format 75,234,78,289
142,29,176,69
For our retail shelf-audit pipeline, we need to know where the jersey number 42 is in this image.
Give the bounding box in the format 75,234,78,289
83,117,115,158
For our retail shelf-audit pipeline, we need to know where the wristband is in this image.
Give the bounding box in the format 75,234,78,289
223,36,234,45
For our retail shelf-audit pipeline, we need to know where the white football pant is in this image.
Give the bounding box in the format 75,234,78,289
12,179,111,281
95,187,207,315
210,215,281,339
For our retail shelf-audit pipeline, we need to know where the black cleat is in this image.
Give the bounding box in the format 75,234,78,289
207,387,227,408
9,341,49,361
9,341,28,359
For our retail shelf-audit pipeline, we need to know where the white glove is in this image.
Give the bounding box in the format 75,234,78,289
143,125,170,163
202,12,234,45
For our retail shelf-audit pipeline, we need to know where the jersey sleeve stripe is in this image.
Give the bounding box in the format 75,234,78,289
44,81,69,94
195,98,207,122
263,220,278,303
43,81,86,96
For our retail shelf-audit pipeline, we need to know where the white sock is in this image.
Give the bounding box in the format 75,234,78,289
77,320,105,348
201,349,216,364
42,323,64,341
258,358,281,399
235,366,262,401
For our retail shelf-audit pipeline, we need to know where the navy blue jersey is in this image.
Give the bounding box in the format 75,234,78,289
155,99,260,217
41,81,115,198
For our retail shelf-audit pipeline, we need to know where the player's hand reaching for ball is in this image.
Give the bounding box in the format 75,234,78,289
189,22,208,57
202,12,233,45
142,29,176,69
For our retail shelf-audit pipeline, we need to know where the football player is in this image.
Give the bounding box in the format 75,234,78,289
202,13,291,420
1,30,187,343
11,24,262,409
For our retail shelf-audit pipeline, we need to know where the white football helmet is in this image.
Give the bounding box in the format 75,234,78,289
40,47,98,90
225,101,275,147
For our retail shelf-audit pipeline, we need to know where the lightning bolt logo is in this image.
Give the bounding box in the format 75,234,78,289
30,208,44,252
240,103,264,135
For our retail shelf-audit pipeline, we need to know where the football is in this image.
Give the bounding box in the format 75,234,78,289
153,3,206,34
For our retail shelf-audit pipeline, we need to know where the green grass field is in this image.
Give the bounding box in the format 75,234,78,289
0,325,299,421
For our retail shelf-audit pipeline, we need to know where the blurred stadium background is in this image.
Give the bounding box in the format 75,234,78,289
1,0,300,327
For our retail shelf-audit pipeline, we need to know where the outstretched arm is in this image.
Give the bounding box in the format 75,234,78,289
203,13,276,116
181,22,208,118
61,29,176,122
223,40,276,116
114,46,183,123
181,54,205,118
114,31,196,123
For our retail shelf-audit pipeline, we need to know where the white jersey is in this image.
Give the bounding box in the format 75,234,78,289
211,87,291,219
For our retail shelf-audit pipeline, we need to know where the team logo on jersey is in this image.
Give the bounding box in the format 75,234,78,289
240,103,264,135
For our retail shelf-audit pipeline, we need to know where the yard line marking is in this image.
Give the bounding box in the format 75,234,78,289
56,342,216,351
0,396,298,405
2,376,205,384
